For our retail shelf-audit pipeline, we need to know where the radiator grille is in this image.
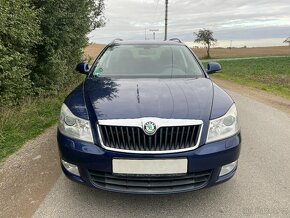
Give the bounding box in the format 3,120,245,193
98,124,201,152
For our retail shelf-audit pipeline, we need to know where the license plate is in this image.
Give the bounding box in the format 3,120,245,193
112,158,188,175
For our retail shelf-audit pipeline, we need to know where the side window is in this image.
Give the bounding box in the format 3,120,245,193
180,46,203,76
92,47,113,76
173,47,187,74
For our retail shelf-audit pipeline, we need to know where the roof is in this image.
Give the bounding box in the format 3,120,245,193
110,39,184,46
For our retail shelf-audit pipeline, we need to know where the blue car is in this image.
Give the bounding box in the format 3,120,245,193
58,39,241,194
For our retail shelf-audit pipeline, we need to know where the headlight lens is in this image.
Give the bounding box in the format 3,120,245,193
206,104,239,143
58,104,94,143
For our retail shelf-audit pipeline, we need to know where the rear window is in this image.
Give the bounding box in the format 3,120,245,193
90,44,204,78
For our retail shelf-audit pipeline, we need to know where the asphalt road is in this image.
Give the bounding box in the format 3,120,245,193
30,90,290,218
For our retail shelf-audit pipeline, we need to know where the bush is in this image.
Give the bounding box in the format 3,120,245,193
0,0,40,106
0,0,105,106
30,0,105,94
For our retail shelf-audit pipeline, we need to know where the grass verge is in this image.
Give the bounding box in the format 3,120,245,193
205,57,290,98
0,84,81,162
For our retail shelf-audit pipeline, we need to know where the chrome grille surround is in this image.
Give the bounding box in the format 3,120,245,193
97,118,203,154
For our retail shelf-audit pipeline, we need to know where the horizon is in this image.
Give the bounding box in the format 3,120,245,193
88,41,289,49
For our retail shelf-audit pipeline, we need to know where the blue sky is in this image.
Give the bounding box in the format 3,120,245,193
89,0,290,47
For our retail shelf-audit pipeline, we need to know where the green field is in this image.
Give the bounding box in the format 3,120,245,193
0,84,80,162
206,57,290,98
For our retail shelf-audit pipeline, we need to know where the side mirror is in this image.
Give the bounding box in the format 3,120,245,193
76,63,90,75
207,62,221,74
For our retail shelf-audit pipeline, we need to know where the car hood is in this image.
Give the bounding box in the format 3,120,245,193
84,77,213,123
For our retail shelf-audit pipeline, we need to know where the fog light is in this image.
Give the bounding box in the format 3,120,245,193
219,161,237,177
61,160,80,176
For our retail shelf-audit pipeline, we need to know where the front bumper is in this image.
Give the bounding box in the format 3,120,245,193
58,131,241,194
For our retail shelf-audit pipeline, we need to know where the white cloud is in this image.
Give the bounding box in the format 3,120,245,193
89,0,290,47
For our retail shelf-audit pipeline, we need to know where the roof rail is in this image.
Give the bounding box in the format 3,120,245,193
110,38,123,44
169,38,182,43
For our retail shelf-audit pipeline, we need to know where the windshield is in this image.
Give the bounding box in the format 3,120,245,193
90,44,204,78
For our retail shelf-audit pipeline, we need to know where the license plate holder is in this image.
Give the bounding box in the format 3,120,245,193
112,158,188,175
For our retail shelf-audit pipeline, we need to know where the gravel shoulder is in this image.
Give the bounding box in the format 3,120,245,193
0,78,289,218
0,126,61,218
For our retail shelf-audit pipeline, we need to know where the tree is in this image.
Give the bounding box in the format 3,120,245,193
284,37,290,46
194,29,217,58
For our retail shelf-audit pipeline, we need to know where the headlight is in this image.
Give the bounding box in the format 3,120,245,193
206,104,239,143
58,104,94,143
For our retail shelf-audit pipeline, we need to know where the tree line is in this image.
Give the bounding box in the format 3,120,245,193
0,0,105,106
